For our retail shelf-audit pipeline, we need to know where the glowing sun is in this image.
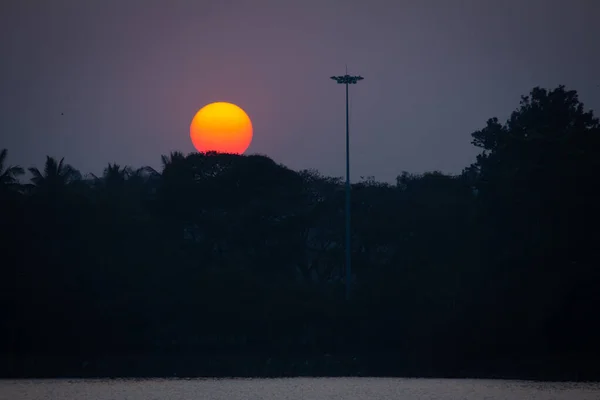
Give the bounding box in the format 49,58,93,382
190,102,253,154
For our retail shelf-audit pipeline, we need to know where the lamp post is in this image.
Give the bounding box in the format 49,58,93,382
330,73,364,300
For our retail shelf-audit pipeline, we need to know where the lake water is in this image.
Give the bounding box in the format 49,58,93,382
1,377,599,400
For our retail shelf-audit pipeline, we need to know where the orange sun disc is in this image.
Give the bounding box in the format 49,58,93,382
189,102,253,154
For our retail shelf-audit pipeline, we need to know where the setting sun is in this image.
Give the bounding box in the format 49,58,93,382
190,102,253,154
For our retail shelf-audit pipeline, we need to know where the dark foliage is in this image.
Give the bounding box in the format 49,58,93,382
1,86,599,379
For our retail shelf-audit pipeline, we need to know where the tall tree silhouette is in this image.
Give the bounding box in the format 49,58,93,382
466,85,600,359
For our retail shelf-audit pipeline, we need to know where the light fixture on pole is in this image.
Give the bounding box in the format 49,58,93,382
330,73,364,300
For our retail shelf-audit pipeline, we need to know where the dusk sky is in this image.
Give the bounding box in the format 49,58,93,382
1,0,599,182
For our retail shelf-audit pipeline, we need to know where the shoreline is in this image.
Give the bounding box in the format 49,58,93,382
2,354,599,382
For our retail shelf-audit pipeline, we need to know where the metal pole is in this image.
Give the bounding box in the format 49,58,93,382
330,73,363,301
345,82,351,301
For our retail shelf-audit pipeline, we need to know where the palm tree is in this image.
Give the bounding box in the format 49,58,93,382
0,148,24,190
160,151,186,173
129,165,159,180
157,151,199,226
159,151,194,195
95,163,132,189
28,156,81,193
129,165,160,189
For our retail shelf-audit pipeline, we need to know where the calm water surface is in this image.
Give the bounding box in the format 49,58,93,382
1,378,599,400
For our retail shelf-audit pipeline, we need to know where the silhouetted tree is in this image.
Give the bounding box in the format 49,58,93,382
465,85,600,359
2,85,600,380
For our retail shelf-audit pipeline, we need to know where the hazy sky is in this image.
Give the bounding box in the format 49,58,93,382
1,0,599,182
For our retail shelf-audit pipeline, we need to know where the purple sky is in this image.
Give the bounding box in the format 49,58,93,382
1,0,599,182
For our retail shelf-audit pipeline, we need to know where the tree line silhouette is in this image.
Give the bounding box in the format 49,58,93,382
1,86,599,379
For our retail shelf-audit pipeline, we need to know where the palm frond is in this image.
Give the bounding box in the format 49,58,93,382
138,166,160,178
43,156,58,178
160,155,170,170
8,165,24,176
28,167,44,185
0,149,24,186
64,164,82,182
164,151,185,166
0,165,24,185
123,166,133,178
0,148,7,172
56,157,65,176
142,165,159,174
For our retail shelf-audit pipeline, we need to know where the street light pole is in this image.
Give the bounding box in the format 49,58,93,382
330,73,364,301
